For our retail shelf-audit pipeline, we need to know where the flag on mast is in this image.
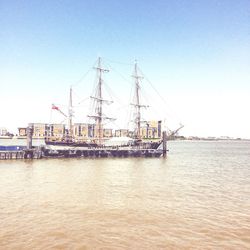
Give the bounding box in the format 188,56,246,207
52,104,59,110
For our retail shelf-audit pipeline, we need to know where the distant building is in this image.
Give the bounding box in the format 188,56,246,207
0,127,8,136
18,123,65,139
18,127,27,137
115,121,161,139
115,129,129,137
17,120,162,140
73,123,112,139
140,120,162,139
73,123,95,139
103,128,113,138
32,123,46,138
51,124,65,139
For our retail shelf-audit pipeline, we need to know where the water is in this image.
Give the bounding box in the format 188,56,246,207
0,140,250,249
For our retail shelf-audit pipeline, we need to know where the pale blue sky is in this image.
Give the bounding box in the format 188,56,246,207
1,0,250,138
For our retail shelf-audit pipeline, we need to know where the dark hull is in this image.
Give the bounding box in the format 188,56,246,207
42,148,163,158
43,139,163,158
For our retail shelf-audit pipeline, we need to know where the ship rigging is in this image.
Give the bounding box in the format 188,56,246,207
43,57,181,157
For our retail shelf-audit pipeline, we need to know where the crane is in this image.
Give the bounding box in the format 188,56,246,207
168,123,184,139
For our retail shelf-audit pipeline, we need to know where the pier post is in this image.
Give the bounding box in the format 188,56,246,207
24,123,34,159
162,131,167,158
27,123,33,150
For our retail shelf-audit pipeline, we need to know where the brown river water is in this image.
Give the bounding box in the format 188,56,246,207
0,140,250,249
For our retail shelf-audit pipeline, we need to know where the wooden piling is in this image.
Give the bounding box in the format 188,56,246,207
163,131,167,157
27,123,33,150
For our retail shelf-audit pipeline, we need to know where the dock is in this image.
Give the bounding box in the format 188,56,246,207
0,148,43,160
0,151,25,160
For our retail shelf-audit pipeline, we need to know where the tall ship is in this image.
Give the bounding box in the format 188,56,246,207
43,58,171,157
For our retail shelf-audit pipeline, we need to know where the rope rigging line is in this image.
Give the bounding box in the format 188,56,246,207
101,80,114,103
105,58,141,132
125,79,134,129
137,66,183,124
75,96,89,106
71,59,98,88
102,81,124,106
103,59,135,129
105,61,132,85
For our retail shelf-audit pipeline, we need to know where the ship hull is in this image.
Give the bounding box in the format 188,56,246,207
42,147,163,158
42,140,163,158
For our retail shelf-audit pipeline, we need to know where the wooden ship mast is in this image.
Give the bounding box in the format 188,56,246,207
88,57,114,145
132,61,148,140
68,86,73,138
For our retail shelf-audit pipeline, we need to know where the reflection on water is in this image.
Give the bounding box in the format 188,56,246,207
0,141,250,249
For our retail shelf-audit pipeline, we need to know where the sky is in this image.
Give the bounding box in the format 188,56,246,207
0,0,250,138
